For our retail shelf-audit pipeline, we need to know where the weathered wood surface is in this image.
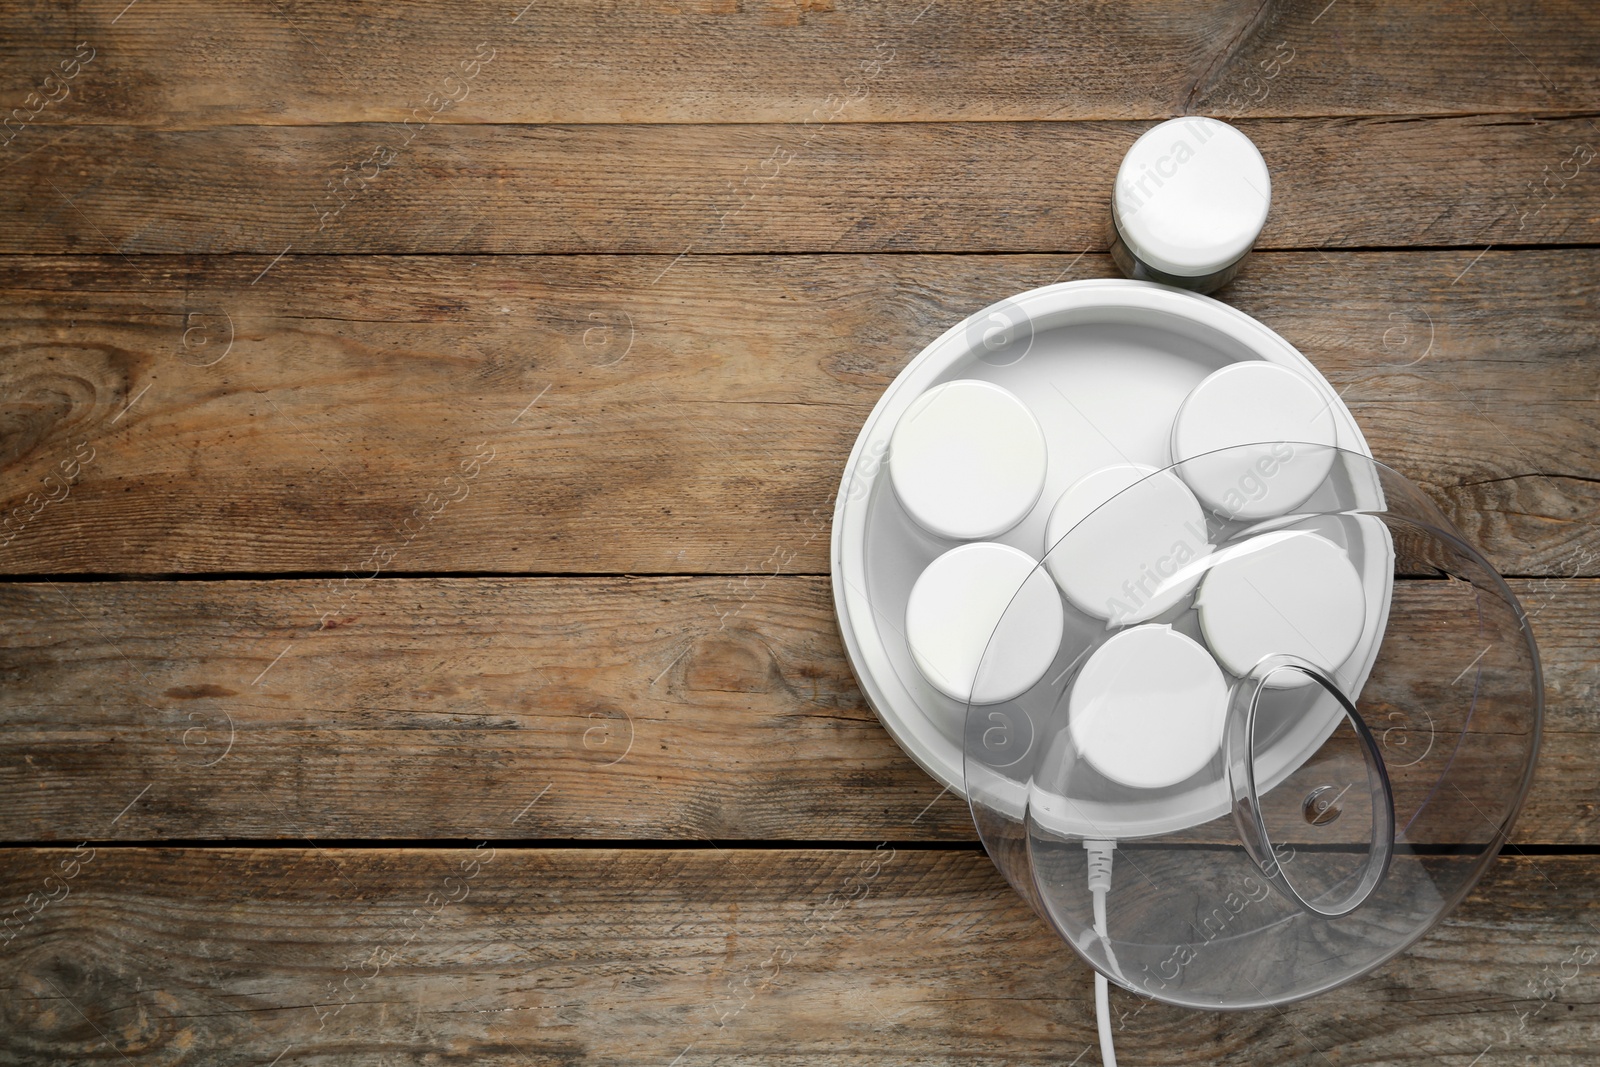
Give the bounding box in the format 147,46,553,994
0,251,1595,577
3,115,1597,254
2,847,1597,1065
2,0,1597,125
0,577,1589,844
1,1,1596,1061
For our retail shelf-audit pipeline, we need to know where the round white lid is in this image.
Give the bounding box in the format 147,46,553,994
1068,624,1228,789
1197,529,1367,686
1044,463,1210,623
889,379,1048,541
1113,117,1271,278
1171,362,1338,519
905,542,1064,705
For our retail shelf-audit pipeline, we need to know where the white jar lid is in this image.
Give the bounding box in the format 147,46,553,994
889,379,1048,541
1043,463,1210,623
1068,624,1228,789
1171,362,1338,519
905,542,1064,705
1197,530,1366,687
1113,117,1271,278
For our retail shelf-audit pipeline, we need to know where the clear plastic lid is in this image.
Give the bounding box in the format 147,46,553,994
962,443,1542,1009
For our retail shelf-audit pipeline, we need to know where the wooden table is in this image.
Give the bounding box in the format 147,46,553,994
2,2,1598,1063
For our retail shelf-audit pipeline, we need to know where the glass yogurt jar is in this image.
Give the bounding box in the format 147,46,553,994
1110,116,1272,294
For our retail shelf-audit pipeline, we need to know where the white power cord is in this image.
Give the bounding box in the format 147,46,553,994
1085,840,1119,1067
1095,972,1117,1067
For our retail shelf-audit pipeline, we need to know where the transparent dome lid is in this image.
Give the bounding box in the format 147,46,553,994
961,443,1542,1010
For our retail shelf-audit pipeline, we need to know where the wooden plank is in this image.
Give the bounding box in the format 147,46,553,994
1,1,1595,126
0,577,1590,844
3,115,1597,254
0,251,1595,576
1,846,1597,1064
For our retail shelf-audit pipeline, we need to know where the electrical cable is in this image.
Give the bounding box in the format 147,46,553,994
1085,839,1119,1067
1095,971,1117,1067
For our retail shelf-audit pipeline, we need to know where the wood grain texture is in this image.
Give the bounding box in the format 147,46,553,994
2,847,1598,1065
1,0,1596,125
1,251,1595,576
4,115,1597,254
0,577,1589,844
0,2,1594,1061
